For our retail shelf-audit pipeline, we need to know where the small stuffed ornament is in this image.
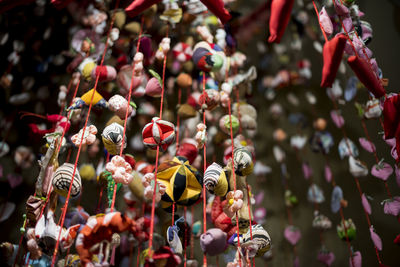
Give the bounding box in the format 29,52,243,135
219,114,239,135
233,147,254,176
52,163,82,198
204,162,229,197
156,156,203,212
321,35,347,88
71,125,98,146
108,94,134,120
67,89,108,111
192,41,225,72
102,123,127,155
142,173,166,202
242,224,272,257
224,190,244,217
200,228,228,256
195,123,207,149
155,37,171,61
142,117,175,151
172,42,193,62
91,65,117,82
268,0,295,43
105,155,134,184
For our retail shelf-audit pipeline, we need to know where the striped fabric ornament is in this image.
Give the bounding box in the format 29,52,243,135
156,156,203,212
142,117,175,151
204,162,229,197
233,147,254,176
52,163,82,198
102,123,126,155
172,42,193,62
242,224,272,257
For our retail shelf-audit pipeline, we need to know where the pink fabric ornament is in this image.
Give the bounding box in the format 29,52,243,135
330,110,345,128
172,42,193,62
105,155,134,184
324,164,332,183
91,65,117,82
302,162,312,180
133,52,144,76
195,123,207,149
369,226,382,251
108,95,133,120
145,77,162,97
71,125,98,146
358,137,376,153
142,117,175,151
224,190,244,217
371,162,393,181
383,196,400,216
142,173,166,202
361,193,371,215
317,250,335,267
117,65,146,97
284,225,301,245
350,251,362,267
319,7,333,36
196,26,213,43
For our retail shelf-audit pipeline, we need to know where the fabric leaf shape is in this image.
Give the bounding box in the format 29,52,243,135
359,137,376,153
284,225,301,245
371,162,393,181
325,164,332,183
361,193,371,215
330,110,345,128
350,251,362,267
383,197,400,216
369,226,383,251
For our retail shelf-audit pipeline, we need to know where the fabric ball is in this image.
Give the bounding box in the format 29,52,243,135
91,65,117,82
79,164,96,181
204,162,229,197
200,228,227,256
314,118,327,131
52,163,82,198
176,73,192,88
101,122,126,155
233,147,254,176
145,77,162,97
219,115,239,135
142,117,175,151
176,139,198,164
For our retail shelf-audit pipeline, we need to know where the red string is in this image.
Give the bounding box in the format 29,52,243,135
148,24,169,259
245,183,255,267
176,87,182,151
50,2,120,265
109,15,144,212
184,206,187,267
190,205,194,259
310,2,383,264
201,73,208,266
311,0,328,43
227,98,242,267
171,202,175,226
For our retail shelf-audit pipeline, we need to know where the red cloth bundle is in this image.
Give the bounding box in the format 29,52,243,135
268,0,295,43
320,35,347,88
347,55,386,98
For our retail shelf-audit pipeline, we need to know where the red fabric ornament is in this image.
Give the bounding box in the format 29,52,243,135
394,234,400,245
123,154,136,169
211,196,237,238
142,117,175,151
200,0,232,24
135,161,155,175
321,35,347,88
383,94,400,162
268,0,295,43
176,141,198,164
347,56,386,98
92,65,117,82
125,0,231,24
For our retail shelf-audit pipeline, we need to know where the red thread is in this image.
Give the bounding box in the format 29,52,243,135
176,87,182,150
110,15,144,212
50,1,120,265
202,73,208,266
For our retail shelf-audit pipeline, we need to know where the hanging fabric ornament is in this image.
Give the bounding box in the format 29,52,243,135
142,117,175,151
192,41,225,72
105,155,134,184
200,228,228,256
204,162,229,197
91,65,117,82
108,95,134,120
156,156,203,212
102,123,126,155
364,98,382,119
337,219,356,241
347,56,386,98
71,125,98,147
67,89,108,110
284,225,301,245
307,184,325,204
321,35,347,88
172,42,193,62
142,173,166,202
52,163,82,198
219,114,239,136
348,156,368,177
233,147,254,176
268,0,295,43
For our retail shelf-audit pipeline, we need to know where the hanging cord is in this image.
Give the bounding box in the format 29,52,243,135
227,97,242,267
147,24,170,259
50,1,120,265
201,73,208,266
176,87,182,151
311,1,383,264
109,15,145,212
183,206,187,267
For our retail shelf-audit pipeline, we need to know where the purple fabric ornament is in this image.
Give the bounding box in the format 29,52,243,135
361,193,371,215
254,207,267,223
302,162,312,180
383,197,400,216
255,191,264,205
7,173,22,188
284,225,301,245
324,164,332,183
317,250,335,266
369,226,382,251
319,7,333,36
358,137,376,153
330,110,345,128
371,162,393,181
350,251,362,267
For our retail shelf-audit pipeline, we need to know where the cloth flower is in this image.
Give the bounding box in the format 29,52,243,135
195,123,207,149
224,190,244,217
71,125,97,146
106,156,133,184
108,94,134,120
142,173,166,203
